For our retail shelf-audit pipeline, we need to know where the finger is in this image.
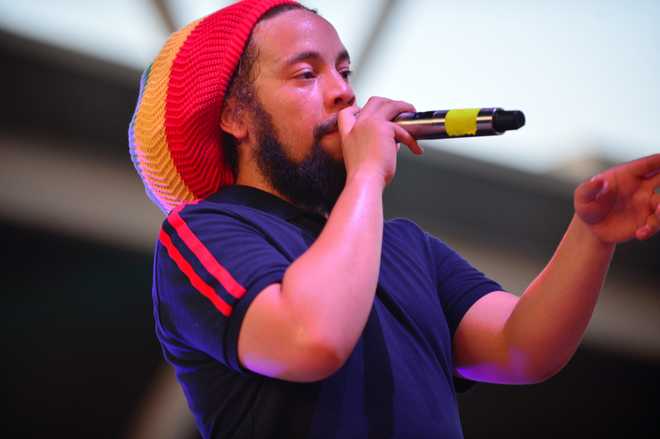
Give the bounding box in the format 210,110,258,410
575,177,608,204
379,100,416,122
359,97,416,121
652,192,660,209
628,153,660,177
636,204,660,240
357,96,389,120
337,105,359,137
574,177,617,224
649,172,660,189
392,123,423,155
645,168,660,179
648,192,660,225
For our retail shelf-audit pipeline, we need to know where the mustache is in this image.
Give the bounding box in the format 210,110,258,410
313,108,364,141
313,115,339,140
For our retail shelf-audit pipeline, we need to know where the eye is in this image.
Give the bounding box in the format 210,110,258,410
296,70,316,80
340,69,353,80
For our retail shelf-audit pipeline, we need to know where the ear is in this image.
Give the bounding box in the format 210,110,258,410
220,98,249,142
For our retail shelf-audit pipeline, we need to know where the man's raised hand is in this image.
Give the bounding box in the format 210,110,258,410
574,153,660,243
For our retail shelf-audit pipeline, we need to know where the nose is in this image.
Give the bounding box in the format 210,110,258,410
325,69,355,111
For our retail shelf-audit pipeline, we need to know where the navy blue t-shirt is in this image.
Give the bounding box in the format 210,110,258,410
152,185,502,438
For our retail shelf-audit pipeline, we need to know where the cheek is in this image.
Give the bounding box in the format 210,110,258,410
273,99,320,155
259,83,327,158
274,115,315,161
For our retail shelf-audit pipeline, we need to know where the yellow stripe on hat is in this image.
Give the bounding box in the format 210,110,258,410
134,19,201,212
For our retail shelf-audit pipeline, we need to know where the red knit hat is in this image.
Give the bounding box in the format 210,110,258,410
129,0,298,213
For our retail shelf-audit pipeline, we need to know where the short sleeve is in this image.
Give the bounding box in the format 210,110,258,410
426,234,502,393
153,205,290,373
426,234,502,339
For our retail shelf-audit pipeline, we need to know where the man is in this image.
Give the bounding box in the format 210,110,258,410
129,1,660,437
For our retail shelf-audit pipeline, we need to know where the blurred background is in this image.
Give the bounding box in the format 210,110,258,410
1,0,658,438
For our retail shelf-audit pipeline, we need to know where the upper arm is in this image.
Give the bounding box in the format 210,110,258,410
452,290,524,384
156,208,339,382
422,231,524,385
156,209,288,372
237,282,344,382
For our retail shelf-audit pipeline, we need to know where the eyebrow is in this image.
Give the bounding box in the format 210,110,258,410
282,49,351,67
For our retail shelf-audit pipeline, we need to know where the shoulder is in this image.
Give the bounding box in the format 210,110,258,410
160,198,275,240
384,217,426,240
384,217,449,249
155,199,269,267
167,198,259,224
382,218,435,266
384,217,461,261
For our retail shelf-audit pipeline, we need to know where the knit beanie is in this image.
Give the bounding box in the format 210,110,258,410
129,0,297,214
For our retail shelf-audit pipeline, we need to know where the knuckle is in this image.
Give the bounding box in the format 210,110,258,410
402,102,416,112
371,96,391,106
338,106,352,116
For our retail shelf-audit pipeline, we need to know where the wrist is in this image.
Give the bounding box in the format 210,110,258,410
345,167,387,191
570,214,616,253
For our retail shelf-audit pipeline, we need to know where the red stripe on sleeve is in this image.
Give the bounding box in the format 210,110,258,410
159,229,232,317
168,211,246,299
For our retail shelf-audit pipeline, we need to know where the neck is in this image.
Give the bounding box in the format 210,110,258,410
235,171,329,219
235,161,294,206
234,144,332,218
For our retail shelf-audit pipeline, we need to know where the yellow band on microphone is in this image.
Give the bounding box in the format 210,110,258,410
445,108,480,137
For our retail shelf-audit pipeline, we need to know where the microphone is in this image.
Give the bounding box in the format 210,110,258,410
394,108,525,140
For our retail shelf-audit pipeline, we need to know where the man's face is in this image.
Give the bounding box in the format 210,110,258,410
245,9,356,212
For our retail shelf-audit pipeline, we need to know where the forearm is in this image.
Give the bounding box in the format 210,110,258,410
455,154,658,385
281,170,385,361
503,214,615,380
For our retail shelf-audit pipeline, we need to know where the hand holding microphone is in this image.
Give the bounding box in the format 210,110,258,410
335,100,526,186
338,97,423,186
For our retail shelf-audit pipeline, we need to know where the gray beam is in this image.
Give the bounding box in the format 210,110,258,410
352,0,397,85
151,0,178,34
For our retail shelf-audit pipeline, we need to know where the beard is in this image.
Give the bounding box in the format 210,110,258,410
251,101,346,215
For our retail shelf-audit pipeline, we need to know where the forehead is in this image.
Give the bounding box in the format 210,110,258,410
252,9,347,67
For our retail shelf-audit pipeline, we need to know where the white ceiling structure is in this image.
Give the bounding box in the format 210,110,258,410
0,0,658,173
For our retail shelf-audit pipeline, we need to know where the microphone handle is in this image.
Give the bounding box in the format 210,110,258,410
394,108,525,140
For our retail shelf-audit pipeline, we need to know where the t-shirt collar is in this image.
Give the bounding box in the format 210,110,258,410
207,185,326,224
